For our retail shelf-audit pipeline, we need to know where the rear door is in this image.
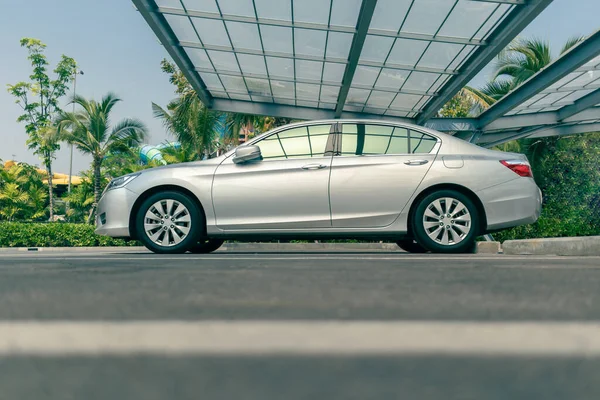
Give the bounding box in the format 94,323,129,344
328,123,438,228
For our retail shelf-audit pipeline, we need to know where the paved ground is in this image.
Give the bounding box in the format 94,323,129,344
0,250,600,399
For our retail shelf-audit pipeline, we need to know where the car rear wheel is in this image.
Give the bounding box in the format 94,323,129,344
396,239,428,253
189,239,225,254
136,191,201,254
412,190,478,254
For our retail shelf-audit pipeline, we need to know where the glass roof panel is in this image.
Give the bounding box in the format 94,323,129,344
557,89,596,104
245,77,272,96
156,0,183,9
295,60,324,81
428,74,450,93
251,95,273,103
346,88,371,105
360,35,395,63
385,109,410,118
219,75,247,93
266,57,294,79
181,0,219,14
390,93,423,110
216,0,255,17
320,85,340,102
401,0,456,36
386,38,429,67
330,0,362,28
352,65,381,87
375,68,408,91
446,45,475,71
237,54,268,76
270,80,295,97
293,0,331,25
207,50,240,72
583,55,600,68
229,93,251,101
437,0,497,39
370,0,413,32
200,72,224,91
164,14,199,43
473,4,510,41
185,48,213,70
191,18,230,46
563,70,600,89
366,90,396,108
225,21,262,51
530,92,571,107
547,72,584,91
402,72,440,92
254,0,292,21
319,102,336,110
322,62,346,83
296,83,321,101
417,42,464,70
326,32,354,60
260,26,293,54
294,28,327,57
275,98,296,105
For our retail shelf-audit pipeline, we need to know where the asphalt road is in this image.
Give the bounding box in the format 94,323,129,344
1,250,600,399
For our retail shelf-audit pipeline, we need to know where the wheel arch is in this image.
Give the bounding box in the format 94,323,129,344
407,183,487,237
128,185,207,240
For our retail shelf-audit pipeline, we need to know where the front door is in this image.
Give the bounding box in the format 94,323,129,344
329,123,438,228
212,124,335,230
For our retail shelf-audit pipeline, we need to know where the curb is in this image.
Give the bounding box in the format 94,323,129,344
503,236,600,256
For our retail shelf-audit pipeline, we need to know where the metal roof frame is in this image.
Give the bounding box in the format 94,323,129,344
133,0,598,144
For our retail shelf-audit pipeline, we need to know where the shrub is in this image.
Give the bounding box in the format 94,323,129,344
0,223,139,247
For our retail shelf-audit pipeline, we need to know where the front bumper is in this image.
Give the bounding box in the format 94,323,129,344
477,178,542,232
95,187,138,238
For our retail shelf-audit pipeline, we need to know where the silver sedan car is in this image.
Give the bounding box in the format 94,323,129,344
96,120,542,254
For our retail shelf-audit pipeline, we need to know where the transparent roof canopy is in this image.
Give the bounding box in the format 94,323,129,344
136,0,550,123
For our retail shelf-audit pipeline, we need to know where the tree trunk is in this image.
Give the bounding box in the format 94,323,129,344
46,160,54,221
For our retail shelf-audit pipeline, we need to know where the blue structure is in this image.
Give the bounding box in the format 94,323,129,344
138,142,181,165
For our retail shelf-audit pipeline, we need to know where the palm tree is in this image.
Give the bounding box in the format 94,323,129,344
57,93,147,209
482,36,585,100
152,98,222,160
0,183,29,221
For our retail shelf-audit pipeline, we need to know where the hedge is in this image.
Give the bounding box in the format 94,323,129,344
0,223,139,247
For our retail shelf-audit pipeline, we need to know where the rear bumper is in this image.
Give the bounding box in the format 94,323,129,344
95,187,138,238
477,178,542,232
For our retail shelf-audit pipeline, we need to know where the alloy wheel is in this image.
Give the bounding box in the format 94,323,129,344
422,197,471,246
143,199,192,247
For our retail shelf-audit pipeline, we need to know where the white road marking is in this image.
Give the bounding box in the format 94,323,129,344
2,321,600,356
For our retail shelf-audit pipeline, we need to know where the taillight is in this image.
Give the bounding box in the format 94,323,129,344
500,160,533,178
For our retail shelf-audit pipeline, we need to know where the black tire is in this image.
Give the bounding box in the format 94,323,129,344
396,239,428,253
412,190,479,254
136,191,202,254
189,239,225,254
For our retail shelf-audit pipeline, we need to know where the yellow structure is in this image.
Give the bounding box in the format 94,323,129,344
2,160,83,186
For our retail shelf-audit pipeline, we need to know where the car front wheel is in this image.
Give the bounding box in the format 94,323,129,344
136,191,201,254
412,190,478,254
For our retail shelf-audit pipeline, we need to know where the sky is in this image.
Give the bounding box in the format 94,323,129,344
0,0,598,175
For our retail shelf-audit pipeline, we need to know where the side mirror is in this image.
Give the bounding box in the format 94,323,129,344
233,145,262,164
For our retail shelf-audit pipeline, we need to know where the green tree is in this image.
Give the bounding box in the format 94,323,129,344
7,38,76,220
481,36,585,100
62,170,98,223
57,93,147,212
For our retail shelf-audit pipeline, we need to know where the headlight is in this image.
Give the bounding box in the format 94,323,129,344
105,173,141,192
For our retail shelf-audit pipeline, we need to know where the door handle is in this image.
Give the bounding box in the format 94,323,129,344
404,159,429,166
301,163,327,170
